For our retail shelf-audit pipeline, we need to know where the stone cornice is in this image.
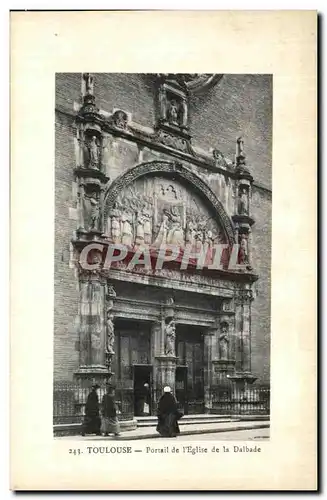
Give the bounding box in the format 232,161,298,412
55,106,272,195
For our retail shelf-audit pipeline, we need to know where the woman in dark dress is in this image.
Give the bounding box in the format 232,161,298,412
156,386,182,438
101,386,121,437
81,384,101,436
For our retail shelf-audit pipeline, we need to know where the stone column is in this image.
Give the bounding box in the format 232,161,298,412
105,283,116,377
99,185,105,235
234,288,254,375
152,321,163,359
203,328,215,413
155,298,177,395
77,179,85,231
79,272,91,366
241,292,252,373
76,270,108,385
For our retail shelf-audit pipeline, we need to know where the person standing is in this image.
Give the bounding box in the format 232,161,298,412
156,386,183,438
81,384,101,436
101,386,121,437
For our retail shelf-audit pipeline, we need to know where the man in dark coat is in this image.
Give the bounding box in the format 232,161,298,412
156,386,182,438
81,384,101,436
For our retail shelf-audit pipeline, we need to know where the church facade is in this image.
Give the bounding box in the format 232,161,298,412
55,73,272,419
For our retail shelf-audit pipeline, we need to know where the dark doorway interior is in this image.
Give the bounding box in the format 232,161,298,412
176,366,188,414
133,365,152,416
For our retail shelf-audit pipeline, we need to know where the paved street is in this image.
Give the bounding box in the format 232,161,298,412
174,428,270,441
57,422,270,441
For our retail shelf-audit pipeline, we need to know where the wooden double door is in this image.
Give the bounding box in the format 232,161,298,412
176,325,204,415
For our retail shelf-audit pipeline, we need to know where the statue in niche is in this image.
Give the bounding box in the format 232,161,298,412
166,207,184,247
167,99,179,126
83,194,100,232
219,330,229,360
238,234,249,265
239,187,249,215
110,212,121,243
135,212,145,246
87,136,100,169
165,318,176,356
84,73,94,96
121,213,133,247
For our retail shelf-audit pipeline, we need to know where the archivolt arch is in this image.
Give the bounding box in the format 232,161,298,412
104,161,235,244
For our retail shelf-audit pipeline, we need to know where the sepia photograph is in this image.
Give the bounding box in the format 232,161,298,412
54,72,272,442
10,10,316,490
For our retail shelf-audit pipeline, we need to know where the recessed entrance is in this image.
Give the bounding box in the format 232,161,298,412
133,364,152,416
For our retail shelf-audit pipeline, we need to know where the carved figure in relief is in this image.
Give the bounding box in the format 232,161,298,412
142,208,152,245
194,229,204,253
135,212,145,246
111,214,121,243
112,110,128,129
153,213,169,247
239,188,249,215
205,229,214,264
88,136,99,168
185,220,196,246
167,100,179,125
121,213,133,247
166,207,184,246
165,318,176,356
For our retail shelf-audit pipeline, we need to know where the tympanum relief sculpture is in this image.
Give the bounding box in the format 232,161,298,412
104,176,226,259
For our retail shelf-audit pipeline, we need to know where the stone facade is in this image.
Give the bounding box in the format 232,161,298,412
55,73,271,416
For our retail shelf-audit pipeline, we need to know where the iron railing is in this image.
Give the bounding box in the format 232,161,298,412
53,380,270,425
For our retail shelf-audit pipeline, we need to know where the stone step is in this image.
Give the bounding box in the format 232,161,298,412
136,414,232,427
136,414,230,421
137,418,234,427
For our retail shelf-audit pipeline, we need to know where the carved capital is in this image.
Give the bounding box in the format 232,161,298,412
78,267,103,283
235,288,254,305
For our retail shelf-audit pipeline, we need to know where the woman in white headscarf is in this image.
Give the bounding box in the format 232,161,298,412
156,386,183,438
